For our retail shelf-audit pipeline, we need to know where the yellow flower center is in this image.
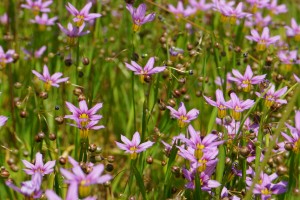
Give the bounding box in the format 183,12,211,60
261,188,271,195
178,115,188,128
130,146,138,160
67,37,77,46
295,34,300,41
257,40,266,51
251,4,258,13
230,16,237,25
265,95,274,108
33,6,40,16
242,80,252,92
44,80,52,91
79,181,91,199
194,143,205,159
133,23,141,32
293,139,300,153
221,15,229,23
232,106,242,121
197,159,207,172
79,113,89,126
76,15,85,27
217,105,227,118
0,57,7,69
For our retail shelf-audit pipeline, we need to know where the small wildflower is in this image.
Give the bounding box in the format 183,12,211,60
285,18,300,41
0,46,15,69
189,0,212,11
217,2,251,24
294,74,300,82
66,2,101,27
166,102,199,128
278,50,299,71
30,13,57,30
226,93,255,121
266,0,287,15
246,0,270,13
6,178,42,199
246,172,287,199
60,162,111,199
115,132,154,160
0,13,8,25
57,23,90,45
0,115,8,127
246,27,280,51
126,3,155,32
168,1,197,18
125,57,166,83
32,65,69,91
245,13,271,28
45,190,96,200
255,84,287,108
22,45,47,59
21,0,53,15
169,47,184,60
228,65,266,92
204,89,229,118
281,111,300,153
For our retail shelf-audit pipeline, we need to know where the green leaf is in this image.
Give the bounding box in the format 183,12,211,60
132,162,147,200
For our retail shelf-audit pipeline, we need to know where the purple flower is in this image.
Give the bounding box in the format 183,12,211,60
246,0,270,12
266,0,287,15
125,57,166,83
169,46,184,57
60,162,111,199
285,18,300,41
221,187,241,200
22,152,56,178
168,1,197,18
247,173,287,199
228,65,266,92
255,84,287,108
246,27,280,51
182,167,220,190
6,178,42,199
116,132,154,160
189,0,212,11
126,3,155,32
0,13,8,25
281,111,300,153
0,46,15,69
66,2,101,27
245,13,271,28
218,2,251,24
161,133,185,153
32,65,69,91
22,45,47,59
21,0,53,15
57,23,90,45
204,89,229,118
277,50,300,66
0,115,8,127
30,13,57,30
294,74,300,83
166,102,199,128
45,190,96,200
226,93,255,121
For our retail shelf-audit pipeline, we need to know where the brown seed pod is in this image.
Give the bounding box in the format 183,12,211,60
20,110,28,118
276,165,288,176
161,160,167,166
49,133,56,141
82,57,90,65
284,142,293,151
88,144,97,152
273,154,284,164
107,155,115,163
59,157,66,165
39,91,48,99
73,88,83,96
146,156,153,164
105,164,114,172
0,169,10,179
239,146,251,157
55,116,64,124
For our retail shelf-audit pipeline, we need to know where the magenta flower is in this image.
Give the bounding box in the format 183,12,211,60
57,23,90,45
166,102,199,128
226,93,254,121
116,132,154,160
204,89,229,118
0,46,15,69
22,152,56,178
66,2,101,27
218,2,251,24
189,0,212,11
228,65,266,92
294,74,300,83
266,0,287,15
126,3,155,32
60,163,111,199
32,65,69,91
0,13,8,25
277,50,300,65
21,0,53,15
285,18,300,41
182,167,221,190
246,27,280,51
281,111,300,153
30,13,57,29
6,178,42,199
255,84,287,108
246,173,287,200
45,190,96,200
245,13,271,28
125,57,166,83
0,115,8,127
168,1,197,18
22,45,47,59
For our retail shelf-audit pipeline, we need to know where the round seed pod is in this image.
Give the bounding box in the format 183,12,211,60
55,116,64,124
64,57,73,66
107,155,115,163
82,57,90,65
167,99,176,107
14,82,22,89
146,156,153,164
38,132,45,140
105,164,114,172
88,144,97,152
276,165,288,176
20,110,28,118
284,142,293,151
49,133,56,141
78,94,86,101
59,157,66,165
161,160,167,166
0,169,10,179
73,88,83,96
273,155,284,164
10,164,19,172
172,90,181,98
39,92,48,99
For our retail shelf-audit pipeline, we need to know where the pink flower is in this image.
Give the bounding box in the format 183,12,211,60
204,89,229,118
266,0,287,15
32,65,69,91
168,1,197,18
226,93,255,121
57,23,90,45
21,0,53,15
22,45,47,59
246,27,280,51
228,65,266,92
116,132,154,160
277,50,300,65
0,45,15,69
166,102,199,128
285,18,300,41
30,13,57,29
255,84,287,108
65,2,101,27
0,116,8,127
